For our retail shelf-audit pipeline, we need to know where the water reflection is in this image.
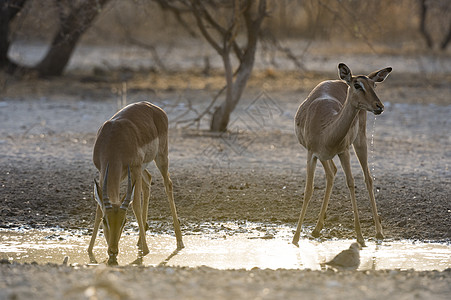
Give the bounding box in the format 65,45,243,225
0,226,449,271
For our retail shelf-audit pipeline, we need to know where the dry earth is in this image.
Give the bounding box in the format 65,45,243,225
1,52,451,298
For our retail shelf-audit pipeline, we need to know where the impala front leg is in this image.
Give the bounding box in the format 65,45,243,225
353,141,384,239
87,204,103,263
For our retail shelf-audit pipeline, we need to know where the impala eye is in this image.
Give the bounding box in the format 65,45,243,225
354,83,362,90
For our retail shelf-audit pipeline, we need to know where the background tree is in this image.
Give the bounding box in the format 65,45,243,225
36,0,111,76
0,0,28,73
157,0,267,132
0,0,111,76
418,0,451,50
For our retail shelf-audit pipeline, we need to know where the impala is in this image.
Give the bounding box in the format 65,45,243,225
88,101,184,265
292,63,392,247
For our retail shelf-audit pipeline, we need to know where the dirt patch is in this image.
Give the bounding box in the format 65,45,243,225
1,262,450,299
1,65,450,298
1,70,450,241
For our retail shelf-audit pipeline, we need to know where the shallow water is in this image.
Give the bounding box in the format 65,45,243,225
1,225,450,271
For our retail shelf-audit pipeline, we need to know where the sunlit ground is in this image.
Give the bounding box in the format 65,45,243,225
1,223,450,271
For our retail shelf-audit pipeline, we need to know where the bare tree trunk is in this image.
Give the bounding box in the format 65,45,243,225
0,0,28,73
440,19,451,49
211,50,235,132
419,0,433,48
35,0,110,77
155,0,267,132
210,0,266,132
210,40,257,131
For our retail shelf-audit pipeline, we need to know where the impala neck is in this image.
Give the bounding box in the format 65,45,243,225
328,90,359,146
103,161,121,204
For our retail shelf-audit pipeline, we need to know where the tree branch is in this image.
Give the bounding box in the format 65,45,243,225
317,0,378,53
112,7,169,71
259,30,306,71
154,0,197,37
190,0,223,55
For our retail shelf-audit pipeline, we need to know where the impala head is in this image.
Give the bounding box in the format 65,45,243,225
93,165,135,265
338,63,392,115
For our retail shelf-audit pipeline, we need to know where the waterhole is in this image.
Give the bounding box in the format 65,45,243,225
1,223,449,271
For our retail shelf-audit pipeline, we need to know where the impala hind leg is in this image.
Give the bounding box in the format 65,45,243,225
142,169,152,231
312,159,337,237
338,151,365,246
137,169,152,247
292,151,317,246
131,168,149,256
155,154,184,250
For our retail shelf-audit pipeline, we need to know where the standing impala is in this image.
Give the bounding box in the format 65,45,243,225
88,101,184,265
292,63,392,247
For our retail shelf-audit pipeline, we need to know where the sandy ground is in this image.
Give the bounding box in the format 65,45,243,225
1,46,451,298
1,263,450,300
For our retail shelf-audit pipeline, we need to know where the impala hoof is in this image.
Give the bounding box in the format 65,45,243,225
130,257,143,266
177,240,185,250
376,232,384,240
139,247,150,257
88,253,98,264
107,256,118,266
311,229,321,238
357,238,366,248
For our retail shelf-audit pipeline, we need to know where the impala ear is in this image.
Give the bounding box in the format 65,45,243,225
93,179,104,214
338,63,352,85
368,67,392,83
